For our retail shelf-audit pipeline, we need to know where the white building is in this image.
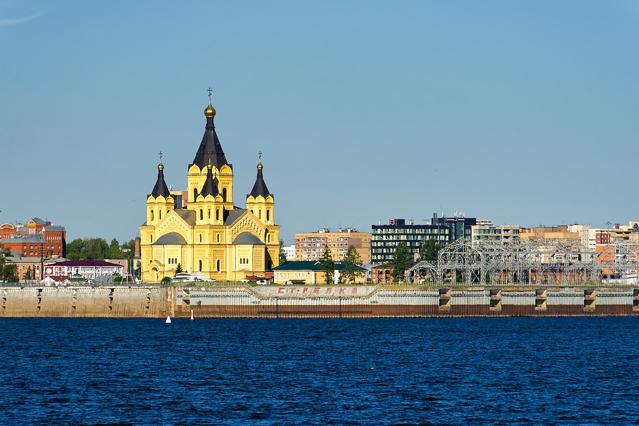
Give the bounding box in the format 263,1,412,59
471,224,520,245
282,245,296,261
44,260,124,280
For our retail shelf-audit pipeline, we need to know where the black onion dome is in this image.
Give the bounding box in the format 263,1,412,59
200,165,220,197
249,162,271,198
150,163,170,198
191,105,229,169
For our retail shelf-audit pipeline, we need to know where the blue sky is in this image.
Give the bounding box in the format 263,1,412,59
1,0,638,243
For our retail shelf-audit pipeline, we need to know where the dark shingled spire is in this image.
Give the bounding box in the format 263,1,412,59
249,161,271,197
191,99,229,169
150,163,170,198
200,163,220,198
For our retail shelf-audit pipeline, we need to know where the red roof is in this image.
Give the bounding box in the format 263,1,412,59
52,260,123,267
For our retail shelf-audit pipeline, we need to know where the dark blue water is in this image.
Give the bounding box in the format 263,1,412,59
1,318,638,425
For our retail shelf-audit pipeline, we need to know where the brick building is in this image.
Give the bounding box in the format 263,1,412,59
370,264,394,284
295,229,371,264
0,218,66,258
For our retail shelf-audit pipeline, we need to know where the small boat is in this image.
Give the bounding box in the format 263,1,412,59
190,310,194,320
165,316,172,324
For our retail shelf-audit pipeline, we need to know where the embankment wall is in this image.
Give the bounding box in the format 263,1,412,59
1,285,638,318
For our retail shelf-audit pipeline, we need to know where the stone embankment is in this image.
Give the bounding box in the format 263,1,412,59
1,284,638,318
0,286,170,317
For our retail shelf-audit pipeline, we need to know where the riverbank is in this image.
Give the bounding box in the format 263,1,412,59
1,284,638,318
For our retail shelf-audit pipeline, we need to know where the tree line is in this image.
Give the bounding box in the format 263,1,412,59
278,239,441,284
0,248,18,282
391,239,441,282
317,246,364,284
66,238,135,260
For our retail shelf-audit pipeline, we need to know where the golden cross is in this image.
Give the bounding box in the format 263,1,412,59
207,87,213,103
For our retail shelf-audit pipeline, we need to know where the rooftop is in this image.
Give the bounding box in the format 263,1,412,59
50,260,123,267
274,261,365,272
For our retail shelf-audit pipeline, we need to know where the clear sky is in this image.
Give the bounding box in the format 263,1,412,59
1,0,638,243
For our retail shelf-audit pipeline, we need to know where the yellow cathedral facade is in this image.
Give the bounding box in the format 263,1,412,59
140,94,280,282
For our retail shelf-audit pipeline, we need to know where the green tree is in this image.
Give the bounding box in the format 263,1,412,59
1,264,18,282
66,239,85,260
342,246,363,284
66,238,112,259
279,245,288,265
108,239,124,259
86,238,110,259
318,247,335,284
23,266,32,281
391,242,412,282
419,239,440,262
175,263,183,275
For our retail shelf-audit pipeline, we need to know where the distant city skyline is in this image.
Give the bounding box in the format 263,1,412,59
2,0,638,243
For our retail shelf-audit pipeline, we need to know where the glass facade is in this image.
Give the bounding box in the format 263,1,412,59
370,217,476,264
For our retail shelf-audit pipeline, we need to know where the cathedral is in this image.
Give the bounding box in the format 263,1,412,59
140,93,280,282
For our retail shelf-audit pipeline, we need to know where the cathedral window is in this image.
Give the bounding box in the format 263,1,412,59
216,209,220,221
216,234,220,243
193,188,197,202
222,188,227,201
208,209,211,219
151,210,154,221
199,234,202,243
159,210,162,219
258,210,262,219
198,260,202,272
266,210,270,222
216,259,221,271
199,209,203,220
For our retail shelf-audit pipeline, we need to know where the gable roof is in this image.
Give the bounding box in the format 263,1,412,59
174,209,196,226
224,208,246,225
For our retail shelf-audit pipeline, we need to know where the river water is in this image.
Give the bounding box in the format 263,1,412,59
0,317,638,425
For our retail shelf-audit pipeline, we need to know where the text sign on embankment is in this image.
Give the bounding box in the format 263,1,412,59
252,286,379,298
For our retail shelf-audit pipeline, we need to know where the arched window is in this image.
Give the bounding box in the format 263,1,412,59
222,188,227,201
215,209,220,221
151,210,154,221
208,209,211,219
198,260,202,272
267,234,271,243
258,210,262,219
159,210,162,220
216,234,220,243
199,234,202,243
266,210,270,222
199,209,203,220
216,259,220,271
193,188,197,202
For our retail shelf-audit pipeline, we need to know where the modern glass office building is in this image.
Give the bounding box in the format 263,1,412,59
371,215,476,264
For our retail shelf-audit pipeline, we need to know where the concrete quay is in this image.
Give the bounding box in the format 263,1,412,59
1,284,638,318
